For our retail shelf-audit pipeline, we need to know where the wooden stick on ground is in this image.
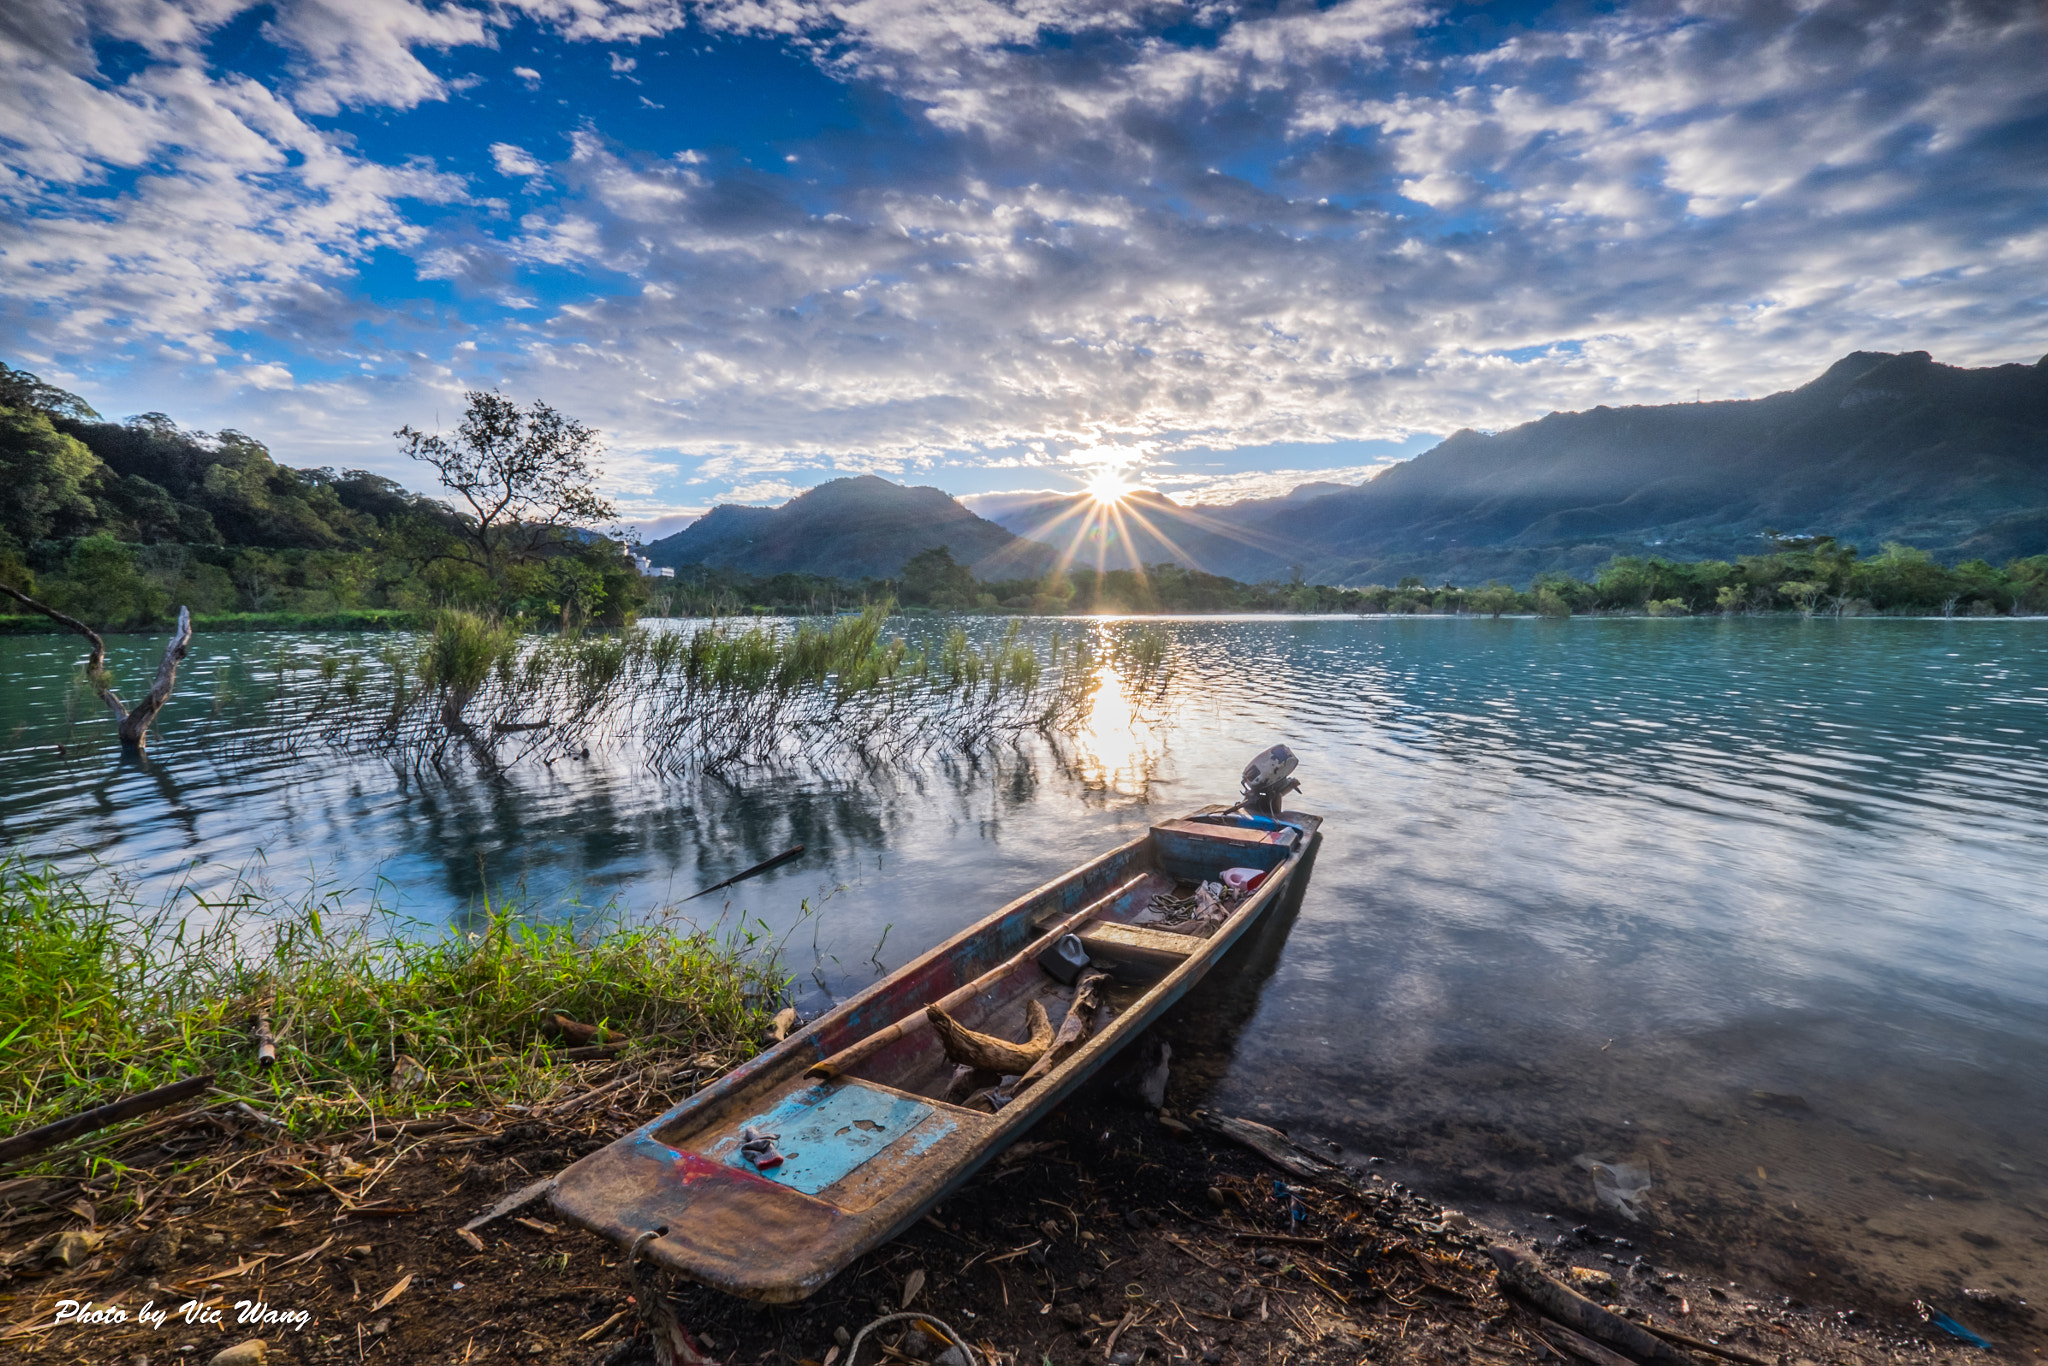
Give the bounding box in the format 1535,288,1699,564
461,1177,557,1234
254,996,277,1069
0,1073,217,1168
1533,1321,1642,1366
1191,1111,1337,1183
1488,1247,1705,1366
1638,1321,1773,1366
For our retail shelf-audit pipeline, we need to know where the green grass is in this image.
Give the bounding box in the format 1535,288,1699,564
0,857,787,1172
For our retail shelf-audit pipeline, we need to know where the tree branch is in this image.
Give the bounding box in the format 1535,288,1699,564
0,582,127,723
118,606,193,748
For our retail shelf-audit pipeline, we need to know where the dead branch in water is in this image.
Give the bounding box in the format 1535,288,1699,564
0,585,192,750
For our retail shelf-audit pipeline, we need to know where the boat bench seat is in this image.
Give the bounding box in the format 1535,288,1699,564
1078,920,1201,969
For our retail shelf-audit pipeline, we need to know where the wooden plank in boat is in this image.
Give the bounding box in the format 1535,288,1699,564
1078,920,1202,969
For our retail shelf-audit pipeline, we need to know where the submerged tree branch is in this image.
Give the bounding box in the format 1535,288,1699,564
118,606,193,749
1,581,124,724
0,586,193,748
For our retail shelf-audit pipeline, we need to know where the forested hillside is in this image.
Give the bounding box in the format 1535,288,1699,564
0,364,643,629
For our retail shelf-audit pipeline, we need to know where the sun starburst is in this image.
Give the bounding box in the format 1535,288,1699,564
1084,470,1134,505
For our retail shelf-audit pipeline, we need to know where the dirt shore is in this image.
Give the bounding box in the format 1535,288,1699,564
0,1060,2035,1365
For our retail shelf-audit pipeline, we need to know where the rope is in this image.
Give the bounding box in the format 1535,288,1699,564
845,1310,982,1366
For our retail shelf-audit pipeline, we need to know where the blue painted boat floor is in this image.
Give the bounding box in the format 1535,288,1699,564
705,1082,948,1196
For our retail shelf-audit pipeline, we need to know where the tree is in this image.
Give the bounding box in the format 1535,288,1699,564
396,392,617,581
0,362,100,421
899,545,977,608
1,403,107,544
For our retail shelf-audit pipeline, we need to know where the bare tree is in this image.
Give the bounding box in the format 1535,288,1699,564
0,583,191,751
396,392,616,579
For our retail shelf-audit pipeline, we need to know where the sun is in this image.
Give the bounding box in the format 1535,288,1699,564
1084,470,1135,505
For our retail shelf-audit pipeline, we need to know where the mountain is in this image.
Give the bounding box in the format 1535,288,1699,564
643,351,2048,590
979,488,1306,581
640,475,1055,579
1256,350,2048,585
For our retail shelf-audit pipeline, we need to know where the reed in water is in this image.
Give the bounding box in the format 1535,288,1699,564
272,606,1173,776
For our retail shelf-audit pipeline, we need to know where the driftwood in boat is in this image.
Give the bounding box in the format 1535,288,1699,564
943,1065,997,1105
0,586,192,751
1487,1247,1704,1366
806,872,1149,1080
926,999,1052,1074
1015,972,1109,1091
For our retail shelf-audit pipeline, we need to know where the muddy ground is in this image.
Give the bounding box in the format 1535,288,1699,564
0,1063,2037,1366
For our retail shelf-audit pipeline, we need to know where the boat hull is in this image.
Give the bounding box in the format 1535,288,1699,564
549,806,1323,1301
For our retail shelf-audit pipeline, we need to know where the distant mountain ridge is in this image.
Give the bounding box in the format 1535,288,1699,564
640,475,1055,579
644,351,2048,588
1269,350,2048,584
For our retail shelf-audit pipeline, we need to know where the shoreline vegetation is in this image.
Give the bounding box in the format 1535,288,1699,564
8,535,2047,636
9,537,2048,635
0,857,788,1160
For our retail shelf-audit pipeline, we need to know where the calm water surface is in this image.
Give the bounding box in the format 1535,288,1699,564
5,616,2046,1312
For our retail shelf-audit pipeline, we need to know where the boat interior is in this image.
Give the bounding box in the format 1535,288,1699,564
646,811,1310,1182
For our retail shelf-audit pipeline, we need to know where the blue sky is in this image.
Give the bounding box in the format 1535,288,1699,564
3,0,2044,538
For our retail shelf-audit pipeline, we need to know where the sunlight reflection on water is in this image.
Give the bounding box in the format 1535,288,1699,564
1071,658,1162,798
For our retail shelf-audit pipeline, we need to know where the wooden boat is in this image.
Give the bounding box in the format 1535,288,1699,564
548,803,1324,1302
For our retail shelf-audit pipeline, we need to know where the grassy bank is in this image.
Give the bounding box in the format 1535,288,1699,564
0,608,424,635
0,858,786,1170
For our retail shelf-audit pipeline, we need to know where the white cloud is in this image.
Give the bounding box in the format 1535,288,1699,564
490,142,543,176
239,362,297,390
4,0,2043,513
264,0,495,115
721,477,808,505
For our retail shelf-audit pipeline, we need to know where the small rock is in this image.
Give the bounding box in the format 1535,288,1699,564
1058,1303,1086,1330
1205,1188,1228,1209
207,1343,268,1366
1440,1210,1473,1231
131,1226,183,1274
1566,1266,1619,1299
934,1350,970,1366
1254,1252,1279,1268
900,1327,942,1360
835,1326,853,1348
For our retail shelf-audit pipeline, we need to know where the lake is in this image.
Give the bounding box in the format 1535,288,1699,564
5,614,2046,1313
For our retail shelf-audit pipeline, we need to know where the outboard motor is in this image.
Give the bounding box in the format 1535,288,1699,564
1240,744,1301,817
